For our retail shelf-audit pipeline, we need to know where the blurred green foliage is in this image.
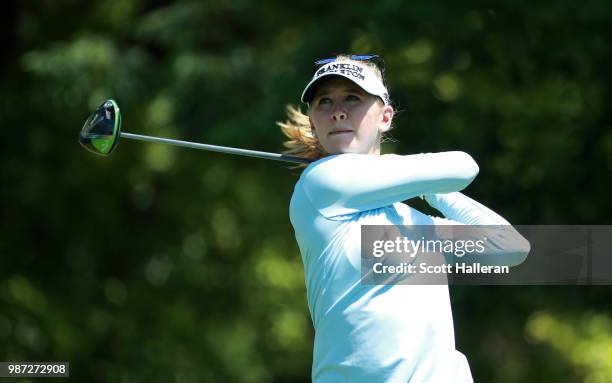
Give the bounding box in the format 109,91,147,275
1,0,611,382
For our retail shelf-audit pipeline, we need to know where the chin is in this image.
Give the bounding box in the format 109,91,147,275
323,142,365,154
332,147,361,154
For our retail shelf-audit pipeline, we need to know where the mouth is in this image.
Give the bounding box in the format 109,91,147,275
328,130,353,136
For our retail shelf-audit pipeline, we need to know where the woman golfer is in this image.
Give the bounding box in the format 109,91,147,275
279,54,529,382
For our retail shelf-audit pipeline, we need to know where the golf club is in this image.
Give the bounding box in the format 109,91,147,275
79,99,311,164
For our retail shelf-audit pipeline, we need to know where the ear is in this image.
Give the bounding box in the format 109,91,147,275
379,105,394,133
309,117,317,136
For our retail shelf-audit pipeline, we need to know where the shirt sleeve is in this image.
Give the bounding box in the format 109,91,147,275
300,151,479,218
423,192,510,225
424,192,530,267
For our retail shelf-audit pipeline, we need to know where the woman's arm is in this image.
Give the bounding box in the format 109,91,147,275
425,192,530,267
423,192,510,225
300,151,479,218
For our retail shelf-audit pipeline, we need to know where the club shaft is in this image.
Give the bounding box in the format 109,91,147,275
120,132,311,164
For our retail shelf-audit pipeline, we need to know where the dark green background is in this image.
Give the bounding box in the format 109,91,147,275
1,1,611,381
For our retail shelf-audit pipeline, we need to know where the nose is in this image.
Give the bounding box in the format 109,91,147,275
331,107,347,121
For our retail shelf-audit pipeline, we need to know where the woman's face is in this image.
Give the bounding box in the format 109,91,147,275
309,77,393,155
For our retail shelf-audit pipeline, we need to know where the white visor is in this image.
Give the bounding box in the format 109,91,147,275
301,61,390,105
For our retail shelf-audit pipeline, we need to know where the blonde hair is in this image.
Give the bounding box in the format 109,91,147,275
277,55,390,167
277,104,324,165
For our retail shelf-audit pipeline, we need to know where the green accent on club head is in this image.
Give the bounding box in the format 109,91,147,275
79,99,121,156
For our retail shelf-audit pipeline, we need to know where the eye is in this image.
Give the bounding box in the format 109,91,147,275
346,94,361,102
317,97,332,106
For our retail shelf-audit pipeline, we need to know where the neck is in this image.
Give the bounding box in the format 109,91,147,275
367,146,381,155
366,134,382,155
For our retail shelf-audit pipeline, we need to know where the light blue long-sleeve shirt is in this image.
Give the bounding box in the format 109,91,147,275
289,152,529,383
